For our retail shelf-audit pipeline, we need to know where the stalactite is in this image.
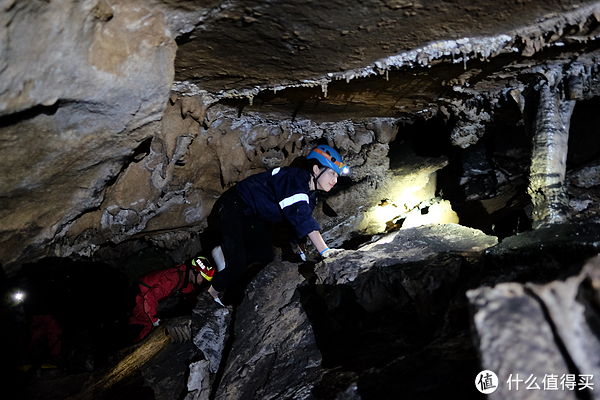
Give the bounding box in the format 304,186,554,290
527,74,574,228
321,80,328,97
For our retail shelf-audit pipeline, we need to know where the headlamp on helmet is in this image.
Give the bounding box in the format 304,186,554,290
191,256,215,281
3,287,25,308
307,144,349,176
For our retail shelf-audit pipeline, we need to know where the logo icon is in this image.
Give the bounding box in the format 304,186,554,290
476,370,499,394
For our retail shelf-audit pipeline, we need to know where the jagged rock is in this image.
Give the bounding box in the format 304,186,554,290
185,360,212,400
303,223,497,398
569,161,600,190
467,255,600,400
482,222,600,285
316,224,498,288
138,338,199,400
215,261,324,400
192,292,233,374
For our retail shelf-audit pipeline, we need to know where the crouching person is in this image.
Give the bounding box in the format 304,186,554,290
128,255,214,343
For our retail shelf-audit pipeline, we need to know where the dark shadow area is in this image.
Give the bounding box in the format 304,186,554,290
391,115,456,165
8,258,133,364
0,102,60,129
431,95,533,240
2,249,212,400
356,334,485,400
568,97,600,168
300,281,428,372
96,369,156,400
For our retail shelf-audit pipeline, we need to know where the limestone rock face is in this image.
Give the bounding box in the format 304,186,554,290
0,0,176,268
315,223,498,288
192,292,232,375
52,99,407,267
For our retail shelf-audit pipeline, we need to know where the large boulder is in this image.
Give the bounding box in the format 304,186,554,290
215,261,324,400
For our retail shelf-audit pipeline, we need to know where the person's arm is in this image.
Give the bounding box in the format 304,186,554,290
307,230,328,254
141,270,178,324
308,230,345,259
142,290,160,325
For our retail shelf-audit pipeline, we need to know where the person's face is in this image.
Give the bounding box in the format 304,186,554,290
190,270,203,285
313,165,338,192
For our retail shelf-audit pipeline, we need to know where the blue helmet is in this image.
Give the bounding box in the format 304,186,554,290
306,145,348,175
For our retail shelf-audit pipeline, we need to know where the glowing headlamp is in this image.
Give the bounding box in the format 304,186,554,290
313,148,349,175
4,288,25,307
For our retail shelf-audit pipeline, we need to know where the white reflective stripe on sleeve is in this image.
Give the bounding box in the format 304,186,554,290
279,193,309,209
272,167,281,175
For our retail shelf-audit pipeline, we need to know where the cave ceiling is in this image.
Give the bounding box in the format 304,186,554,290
171,0,600,120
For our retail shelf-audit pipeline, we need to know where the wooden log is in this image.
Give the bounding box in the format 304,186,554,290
74,325,170,400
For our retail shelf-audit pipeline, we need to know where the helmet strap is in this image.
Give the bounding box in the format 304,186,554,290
312,167,328,191
191,268,199,284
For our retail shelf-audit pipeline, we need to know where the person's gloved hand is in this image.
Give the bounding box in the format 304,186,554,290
208,286,225,307
320,248,345,259
152,318,161,327
166,316,192,343
291,242,307,261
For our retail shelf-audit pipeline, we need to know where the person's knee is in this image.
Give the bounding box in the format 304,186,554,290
212,264,245,292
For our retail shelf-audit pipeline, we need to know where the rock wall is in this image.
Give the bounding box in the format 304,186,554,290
0,0,176,270
50,95,411,267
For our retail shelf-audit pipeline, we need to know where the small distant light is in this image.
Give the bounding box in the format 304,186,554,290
342,166,350,175
14,292,23,301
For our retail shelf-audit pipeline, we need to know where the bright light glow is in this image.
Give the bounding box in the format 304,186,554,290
14,292,23,301
373,203,400,223
342,166,350,175
402,201,458,229
372,192,422,224
359,170,459,234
